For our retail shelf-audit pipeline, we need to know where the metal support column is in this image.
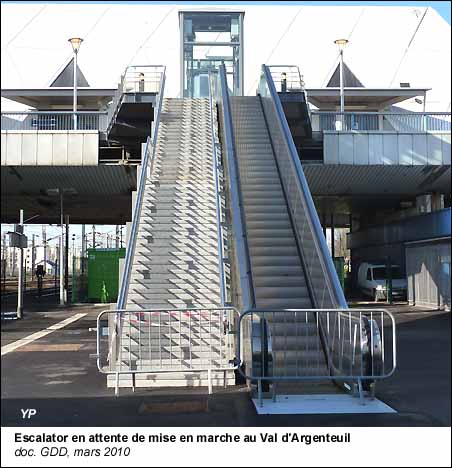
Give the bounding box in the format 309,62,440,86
331,213,335,259
81,224,85,275
65,215,70,302
17,209,24,319
42,226,47,273
59,193,65,305
31,234,36,280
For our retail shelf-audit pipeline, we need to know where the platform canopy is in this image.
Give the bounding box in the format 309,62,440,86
307,61,430,111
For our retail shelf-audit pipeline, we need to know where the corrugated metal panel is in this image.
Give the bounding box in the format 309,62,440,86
303,164,451,196
406,241,451,310
1,164,137,196
1,131,99,166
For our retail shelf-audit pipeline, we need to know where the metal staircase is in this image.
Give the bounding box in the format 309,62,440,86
107,97,235,389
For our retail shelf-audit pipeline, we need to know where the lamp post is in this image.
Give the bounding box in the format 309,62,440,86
334,38,349,130
68,37,83,130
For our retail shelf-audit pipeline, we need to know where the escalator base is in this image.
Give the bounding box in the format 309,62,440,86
252,394,396,415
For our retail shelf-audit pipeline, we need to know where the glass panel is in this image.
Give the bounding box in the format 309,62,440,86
181,11,243,97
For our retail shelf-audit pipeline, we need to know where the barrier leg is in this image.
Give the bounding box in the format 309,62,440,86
258,380,263,408
208,369,213,395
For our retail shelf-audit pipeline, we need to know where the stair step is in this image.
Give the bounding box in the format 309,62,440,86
255,297,312,309
254,285,308,299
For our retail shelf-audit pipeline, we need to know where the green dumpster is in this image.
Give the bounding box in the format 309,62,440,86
87,248,125,303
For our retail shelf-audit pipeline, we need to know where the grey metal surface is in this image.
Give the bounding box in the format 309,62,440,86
303,164,451,196
406,240,451,310
0,164,136,195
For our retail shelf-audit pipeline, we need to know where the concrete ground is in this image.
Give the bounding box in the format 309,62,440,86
1,300,450,427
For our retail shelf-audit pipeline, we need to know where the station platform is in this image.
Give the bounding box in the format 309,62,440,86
1,303,450,427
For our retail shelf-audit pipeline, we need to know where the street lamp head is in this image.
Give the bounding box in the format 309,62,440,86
68,37,83,53
334,38,349,50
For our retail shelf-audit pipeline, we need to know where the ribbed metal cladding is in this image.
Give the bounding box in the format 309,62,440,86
1,165,137,195
303,164,451,195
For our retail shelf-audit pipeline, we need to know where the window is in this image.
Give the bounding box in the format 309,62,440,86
372,266,404,280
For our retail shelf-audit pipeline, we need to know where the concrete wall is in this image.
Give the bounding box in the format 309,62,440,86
1,130,99,166
324,131,451,165
406,240,451,310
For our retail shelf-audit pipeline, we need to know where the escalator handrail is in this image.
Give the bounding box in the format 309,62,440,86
261,64,347,309
210,65,256,311
207,70,227,306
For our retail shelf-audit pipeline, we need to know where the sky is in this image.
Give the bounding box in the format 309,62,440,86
0,1,451,24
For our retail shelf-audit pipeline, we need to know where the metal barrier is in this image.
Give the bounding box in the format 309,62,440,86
1,111,108,131
107,65,166,134
267,65,305,92
96,307,239,395
237,308,396,406
310,111,451,132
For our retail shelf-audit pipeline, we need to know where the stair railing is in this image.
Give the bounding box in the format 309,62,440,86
208,70,228,306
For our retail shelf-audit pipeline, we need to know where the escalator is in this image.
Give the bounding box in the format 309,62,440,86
212,64,351,397
230,96,333,393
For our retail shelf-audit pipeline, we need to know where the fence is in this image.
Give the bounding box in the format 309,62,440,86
310,111,451,132
1,111,108,131
106,65,166,134
96,307,239,395
267,65,305,92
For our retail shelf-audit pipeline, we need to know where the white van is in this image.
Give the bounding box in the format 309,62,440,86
357,262,407,301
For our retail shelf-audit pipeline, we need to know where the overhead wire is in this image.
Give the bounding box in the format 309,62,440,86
126,6,176,68
388,7,429,87
246,6,303,95
320,7,366,87
47,6,112,86
1,4,47,51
